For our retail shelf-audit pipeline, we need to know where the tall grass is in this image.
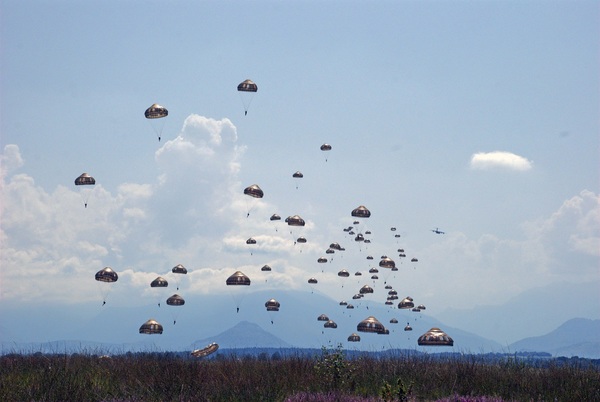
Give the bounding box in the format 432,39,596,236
1,348,598,401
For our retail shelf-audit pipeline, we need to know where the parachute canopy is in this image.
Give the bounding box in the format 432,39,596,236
74,173,95,186
144,104,168,119
351,205,371,218
139,319,163,334
357,316,386,334
244,184,264,198
398,297,415,309
265,298,280,311
317,314,329,321
151,277,168,288
347,333,361,342
292,171,304,178
324,320,338,329
379,257,396,269
166,294,185,306
237,79,257,92
172,264,187,274
237,79,258,115
226,271,251,286
95,267,118,283
286,215,305,226
270,214,281,221
320,143,332,151
337,269,350,278
191,342,219,358
359,284,374,294
418,327,454,346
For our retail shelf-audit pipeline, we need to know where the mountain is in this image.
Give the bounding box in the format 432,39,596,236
190,321,292,349
509,318,600,358
434,280,600,345
0,289,503,354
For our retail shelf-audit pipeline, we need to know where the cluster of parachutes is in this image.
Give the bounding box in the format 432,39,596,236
86,78,454,350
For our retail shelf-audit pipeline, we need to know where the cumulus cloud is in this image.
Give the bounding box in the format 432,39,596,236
470,151,533,171
1,123,597,310
0,144,24,179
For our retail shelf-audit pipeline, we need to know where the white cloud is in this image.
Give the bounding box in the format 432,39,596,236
0,144,24,180
1,124,597,311
470,151,533,171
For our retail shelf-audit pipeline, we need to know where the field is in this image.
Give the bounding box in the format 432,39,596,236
1,347,598,401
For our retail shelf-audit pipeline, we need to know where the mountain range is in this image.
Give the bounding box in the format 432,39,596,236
1,281,598,358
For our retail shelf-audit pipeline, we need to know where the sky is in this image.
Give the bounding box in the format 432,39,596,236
1,0,599,347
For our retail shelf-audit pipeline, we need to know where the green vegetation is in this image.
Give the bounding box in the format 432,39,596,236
1,348,598,401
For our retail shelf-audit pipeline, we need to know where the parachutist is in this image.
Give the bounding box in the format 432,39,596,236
102,301,106,306
244,111,247,116
158,303,161,307
84,203,88,208
236,307,239,313
174,320,176,325
271,320,273,325
158,137,161,142
247,212,250,218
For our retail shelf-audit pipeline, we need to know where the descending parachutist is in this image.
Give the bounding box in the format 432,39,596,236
102,301,106,306
158,137,161,142
236,307,239,313
244,111,247,116
85,203,88,208
174,320,176,325
271,320,273,325
158,303,161,307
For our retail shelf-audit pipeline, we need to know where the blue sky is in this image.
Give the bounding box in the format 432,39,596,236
1,0,598,346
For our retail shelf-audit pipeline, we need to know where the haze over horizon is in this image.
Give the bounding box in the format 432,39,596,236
1,1,598,351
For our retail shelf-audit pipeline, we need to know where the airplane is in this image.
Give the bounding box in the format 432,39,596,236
431,228,445,234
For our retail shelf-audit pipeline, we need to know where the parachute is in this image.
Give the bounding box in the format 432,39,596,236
150,276,168,307
237,79,257,115
166,294,185,306
166,294,185,325
317,314,329,321
226,271,251,286
171,264,187,290
191,342,219,358
292,171,303,189
351,205,371,218
74,173,95,208
357,316,386,334
244,184,264,198
243,184,264,217
265,298,280,324
417,327,454,346
265,298,280,311
144,103,168,141
151,276,169,287
324,320,338,329
398,297,415,310
226,271,251,312
95,267,118,283
347,333,361,342
95,267,118,306
320,143,332,162
139,319,163,335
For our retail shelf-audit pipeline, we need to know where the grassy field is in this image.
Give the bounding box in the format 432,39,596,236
1,347,598,401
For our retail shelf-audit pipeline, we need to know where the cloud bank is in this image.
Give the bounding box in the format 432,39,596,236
1,117,598,311
470,151,533,171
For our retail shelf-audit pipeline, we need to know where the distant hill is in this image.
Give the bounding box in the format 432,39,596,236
509,318,600,358
190,321,292,349
5,288,599,357
435,280,600,344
